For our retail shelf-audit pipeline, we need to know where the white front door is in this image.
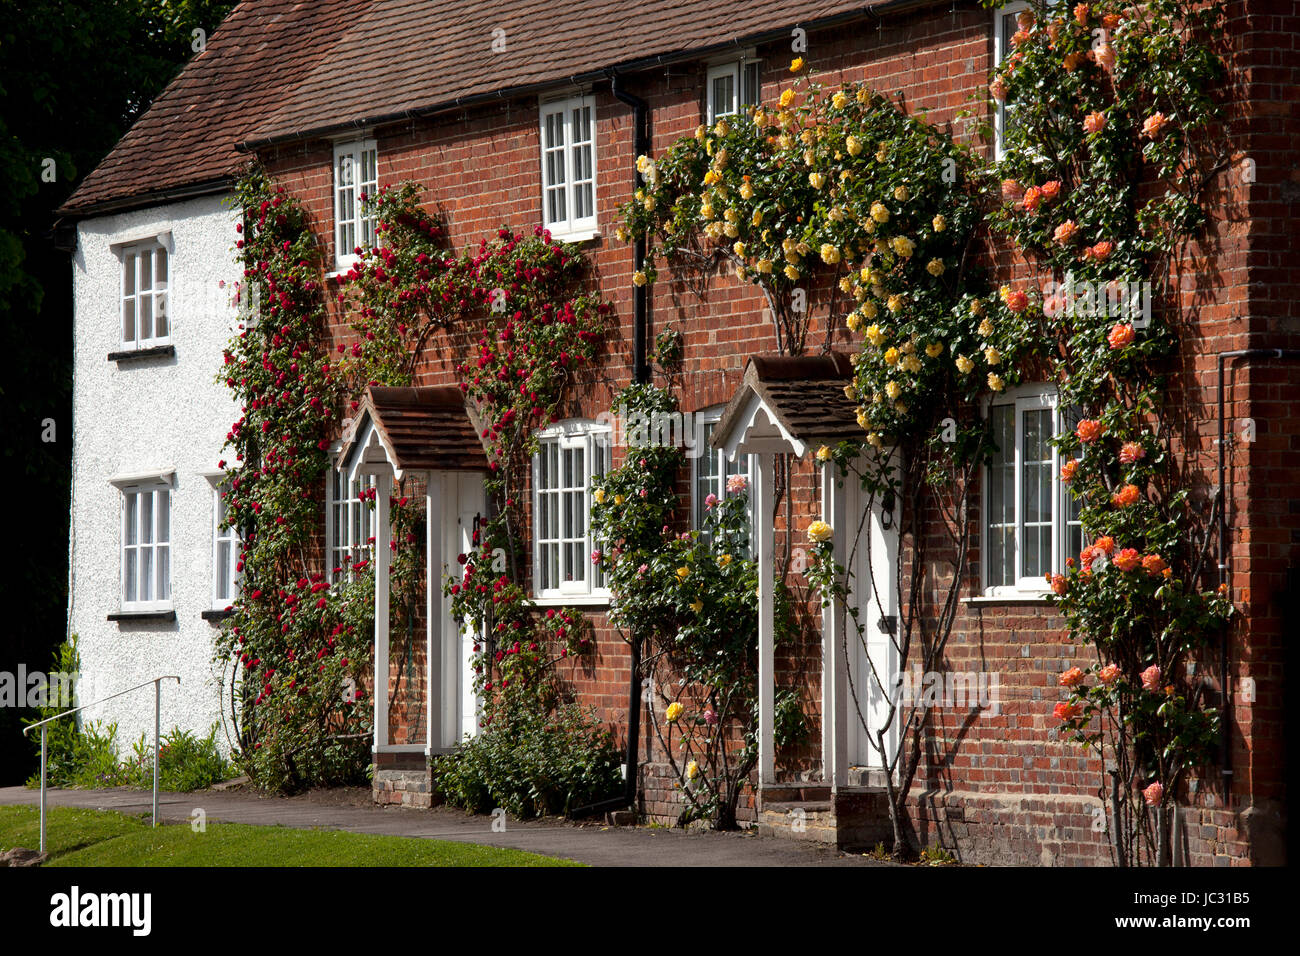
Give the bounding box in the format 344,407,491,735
453,499,483,743
424,471,487,752
841,468,900,772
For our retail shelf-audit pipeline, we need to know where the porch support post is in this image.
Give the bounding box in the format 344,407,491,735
373,471,392,752
425,472,445,753
821,461,850,789
755,451,776,786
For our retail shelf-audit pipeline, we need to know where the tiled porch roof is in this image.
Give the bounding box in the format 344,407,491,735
340,386,490,476
712,351,863,452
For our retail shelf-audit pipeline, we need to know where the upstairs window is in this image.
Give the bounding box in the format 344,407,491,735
706,59,761,123
333,139,378,270
983,386,1083,594
121,482,171,611
121,242,169,348
539,95,598,240
329,469,376,582
533,421,611,599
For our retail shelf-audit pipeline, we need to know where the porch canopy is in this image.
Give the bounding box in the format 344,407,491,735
711,353,863,789
336,386,489,756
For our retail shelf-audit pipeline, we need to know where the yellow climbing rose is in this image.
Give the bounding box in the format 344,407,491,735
807,520,833,543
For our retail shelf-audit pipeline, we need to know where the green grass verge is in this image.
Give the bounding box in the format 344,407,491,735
0,806,580,867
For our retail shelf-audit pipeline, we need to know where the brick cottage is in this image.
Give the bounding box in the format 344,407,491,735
57,0,1294,864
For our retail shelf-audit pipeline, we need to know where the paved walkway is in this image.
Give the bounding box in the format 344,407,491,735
0,786,887,867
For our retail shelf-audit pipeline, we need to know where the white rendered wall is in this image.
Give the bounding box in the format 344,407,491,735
68,192,242,755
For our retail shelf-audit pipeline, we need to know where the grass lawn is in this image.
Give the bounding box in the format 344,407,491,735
0,806,580,867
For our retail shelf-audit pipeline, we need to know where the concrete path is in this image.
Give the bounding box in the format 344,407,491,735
0,786,889,867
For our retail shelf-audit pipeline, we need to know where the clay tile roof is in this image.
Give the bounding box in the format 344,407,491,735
341,386,490,475
58,0,371,216
65,0,897,216
713,351,863,451
242,0,881,146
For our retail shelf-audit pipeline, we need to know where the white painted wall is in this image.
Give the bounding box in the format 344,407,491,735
68,192,242,754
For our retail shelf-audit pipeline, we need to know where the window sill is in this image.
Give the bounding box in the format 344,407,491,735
108,609,177,622
963,593,1054,606
108,344,175,363
202,608,235,622
546,229,601,246
531,594,611,609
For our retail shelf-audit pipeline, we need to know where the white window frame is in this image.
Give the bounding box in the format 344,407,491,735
532,420,611,601
119,239,171,349
333,138,378,271
993,1,1030,161
538,94,598,241
691,406,755,538
706,57,761,124
981,384,1083,596
327,466,377,583
118,479,173,612
211,481,240,609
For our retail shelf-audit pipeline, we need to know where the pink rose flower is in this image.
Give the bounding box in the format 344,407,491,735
1140,664,1162,691
1076,419,1103,443
1142,112,1169,140
1119,441,1145,464
1143,781,1164,806
1059,666,1085,687
1108,323,1135,349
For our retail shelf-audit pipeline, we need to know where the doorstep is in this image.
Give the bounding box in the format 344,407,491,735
756,780,893,849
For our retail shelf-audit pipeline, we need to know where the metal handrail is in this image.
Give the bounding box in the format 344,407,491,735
23,675,180,854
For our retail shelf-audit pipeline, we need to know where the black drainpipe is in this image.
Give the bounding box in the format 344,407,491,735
570,72,650,821
1214,348,1300,792
611,72,651,386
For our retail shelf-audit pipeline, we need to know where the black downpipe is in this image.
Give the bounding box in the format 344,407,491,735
569,73,650,821
611,72,651,387
1214,349,1300,792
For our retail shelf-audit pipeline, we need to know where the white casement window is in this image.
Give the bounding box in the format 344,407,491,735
692,407,754,548
539,94,598,240
212,482,240,608
992,1,1029,160
706,59,761,123
333,139,378,270
328,468,377,581
983,386,1083,594
533,420,611,599
120,482,172,611
120,241,169,348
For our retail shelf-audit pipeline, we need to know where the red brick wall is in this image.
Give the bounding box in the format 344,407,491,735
253,1,1287,862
